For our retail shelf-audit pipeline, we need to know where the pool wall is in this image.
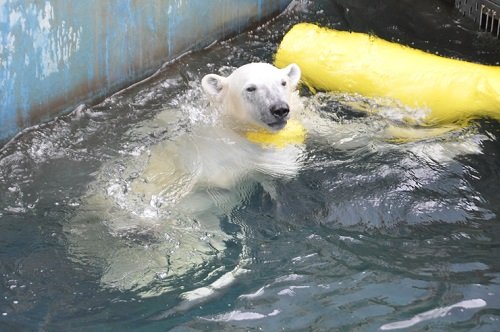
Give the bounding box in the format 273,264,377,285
0,0,291,142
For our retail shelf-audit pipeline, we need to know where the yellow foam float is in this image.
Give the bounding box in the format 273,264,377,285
275,23,500,125
244,119,306,148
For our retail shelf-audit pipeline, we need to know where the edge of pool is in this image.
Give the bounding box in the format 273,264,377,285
0,0,292,144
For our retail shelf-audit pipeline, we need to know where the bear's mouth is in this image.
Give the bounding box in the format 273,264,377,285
267,120,287,131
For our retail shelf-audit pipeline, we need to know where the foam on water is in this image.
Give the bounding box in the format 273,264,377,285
380,299,487,330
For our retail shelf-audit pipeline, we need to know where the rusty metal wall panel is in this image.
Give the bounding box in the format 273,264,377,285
0,0,291,142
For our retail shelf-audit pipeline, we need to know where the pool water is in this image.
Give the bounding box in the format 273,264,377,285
1,0,500,331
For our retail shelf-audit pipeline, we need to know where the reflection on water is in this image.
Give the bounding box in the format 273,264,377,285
1,0,500,331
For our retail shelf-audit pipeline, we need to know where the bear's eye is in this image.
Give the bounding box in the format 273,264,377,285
281,80,287,87
246,85,257,92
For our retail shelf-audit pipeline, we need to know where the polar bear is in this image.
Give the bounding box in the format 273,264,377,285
133,62,304,195
65,61,484,304
202,62,301,132
65,62,306,298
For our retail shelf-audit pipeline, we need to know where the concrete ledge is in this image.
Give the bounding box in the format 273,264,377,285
0,0,291,142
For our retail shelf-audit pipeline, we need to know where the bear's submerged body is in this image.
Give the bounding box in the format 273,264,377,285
65,63,306,297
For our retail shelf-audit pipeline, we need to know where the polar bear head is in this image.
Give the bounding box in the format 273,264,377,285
202,63,301,132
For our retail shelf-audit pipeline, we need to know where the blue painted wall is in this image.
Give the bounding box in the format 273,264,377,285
0,0,291,142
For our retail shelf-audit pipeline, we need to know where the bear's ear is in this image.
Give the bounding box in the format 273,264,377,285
282,63,301,87
202,74,227,100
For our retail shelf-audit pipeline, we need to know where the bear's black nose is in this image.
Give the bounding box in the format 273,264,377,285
270,103,290,119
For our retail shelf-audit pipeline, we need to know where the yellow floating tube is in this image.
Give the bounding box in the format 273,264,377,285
275,23,500,125
245,119,306,148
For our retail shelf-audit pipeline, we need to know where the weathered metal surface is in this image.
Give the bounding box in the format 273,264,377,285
455,0,500,37
0,0,291,142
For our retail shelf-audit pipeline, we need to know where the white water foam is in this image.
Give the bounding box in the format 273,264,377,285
380,298,487,330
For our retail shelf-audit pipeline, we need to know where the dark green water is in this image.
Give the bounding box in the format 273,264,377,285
1,1,500,331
